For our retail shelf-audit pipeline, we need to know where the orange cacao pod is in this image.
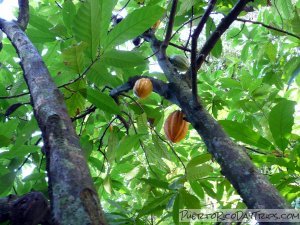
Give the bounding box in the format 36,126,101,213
164,110,189,143
133,78,153,99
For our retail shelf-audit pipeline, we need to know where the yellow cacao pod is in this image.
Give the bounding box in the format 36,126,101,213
133,78,153,99
164,110,189,143
169,55,190,72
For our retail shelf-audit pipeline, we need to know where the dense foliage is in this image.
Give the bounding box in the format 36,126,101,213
0,0,299,224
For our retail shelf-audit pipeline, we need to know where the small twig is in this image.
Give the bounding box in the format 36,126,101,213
184,7,194,50
55,1,63,9
169,42,191,52
236,18,300,40
161,0,178,53
191,0,217,100
229,22,245,38
117,0,131,13
71,106,96,122
170,15,202,41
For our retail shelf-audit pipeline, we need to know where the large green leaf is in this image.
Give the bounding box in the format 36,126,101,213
62,0,76,31
103,5,165,50
0,172,16,195
186,164,213,181
86,61,122,87
73,0,102,59
137,193,173,218
115,134,142,161
62,42,86,73
99,0,118,46
276,0,293,19
86,88,121,115
219,120,274,150
102,49,146,68
268,100,295,150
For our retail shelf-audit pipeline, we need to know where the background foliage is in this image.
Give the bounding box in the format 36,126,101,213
0,0,299,224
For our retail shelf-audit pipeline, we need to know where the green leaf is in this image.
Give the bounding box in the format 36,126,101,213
86,61,122,87
99,0,118,46
0,146,39,159
115,134,142,161
27,28,56,43
0,172,16,195
86,88,121,115
138,193,173,217
62,42,86,73
103,5,165,50
62,0,76,31
180,189,200,208
152,134,171,160
219,120,274,150
268,100,295,150
186,164,213,181
140,178,170,189
206,17,222,57
265,42,277,62
73,0,102,59
102,49,146,68
136,113,148,134
276,0,293,19
186,153,212,168
103,175,114,194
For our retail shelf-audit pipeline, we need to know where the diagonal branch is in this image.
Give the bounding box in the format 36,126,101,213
191,0,217,100
161,0,178,54
193,0,252,72
17,0,29,30
236,18,300,40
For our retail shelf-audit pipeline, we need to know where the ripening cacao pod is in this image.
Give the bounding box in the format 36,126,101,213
169,55,189,72
133,78,153,99
164,110,189,143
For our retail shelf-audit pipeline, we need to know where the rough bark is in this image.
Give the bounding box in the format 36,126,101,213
0,19,107,225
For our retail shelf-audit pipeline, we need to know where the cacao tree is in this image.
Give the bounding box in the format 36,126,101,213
0,0,299,224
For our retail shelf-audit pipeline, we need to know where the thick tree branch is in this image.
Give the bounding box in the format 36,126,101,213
236,18,300,40
161,0,178,54
193,0,253,72
17,0,29,31
0,19,107,225
191,0,217,100
142,26,290,214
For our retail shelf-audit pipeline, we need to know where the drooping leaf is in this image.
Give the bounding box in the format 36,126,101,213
268,100,295,150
